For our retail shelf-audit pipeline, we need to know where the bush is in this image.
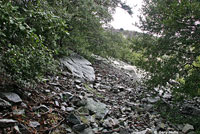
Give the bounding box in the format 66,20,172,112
0,1,58,84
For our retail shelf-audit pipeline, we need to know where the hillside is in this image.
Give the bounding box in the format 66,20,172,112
0,55,198,134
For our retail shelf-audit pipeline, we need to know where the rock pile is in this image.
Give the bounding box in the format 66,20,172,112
0,55,198,134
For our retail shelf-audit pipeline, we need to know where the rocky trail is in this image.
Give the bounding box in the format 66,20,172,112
0,54,198,134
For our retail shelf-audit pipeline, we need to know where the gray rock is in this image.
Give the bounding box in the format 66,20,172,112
100,85,112,90
144,104,154,112
72,123,87,132
0,92,22,103
67,107,75,112
115,85,125,92
182,124,194,133
120,128,129,134
111,87,120,93
29,121,40,128
0,98,11,108
96,77,102,81
76,99,87,107
132,128,151,134
85,98,109,119
60,54,95,81
0,119,18,128
147,97,160,104
61,106,66,111
80,128,94,134
55,101,59,106
45,90,51,93
67,113,81,125
21,102,27,108
76,85,82,90
163,92,172,99
86,115,96,123
103,118,115,128
75,79,82,84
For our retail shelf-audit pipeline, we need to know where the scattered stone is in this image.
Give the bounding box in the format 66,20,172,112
0,98,11,108
103,118,115,128
67,113,81,125
143,104,154,112
76,99,87,107
21,102,27,108
29,121,40,128
61,106,66,111
132,128,151,134
119,128,129,134
85,98,109,119
55,101,59,106
100,85,112,90
96,77,102,81
72,123,87,132
182,124,194,133
86,115,96,123
163,92,172,99
67,107,75,112
0,92,22,103
75,79,82,84
113,85,125,92
45,90,51,93
125,88,133,92
80,128,94,134
0,119,18,128
147,97,160,104
76,85,82,90
1,55,198,134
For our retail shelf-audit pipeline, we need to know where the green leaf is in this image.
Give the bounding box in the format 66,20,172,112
19,25,26,30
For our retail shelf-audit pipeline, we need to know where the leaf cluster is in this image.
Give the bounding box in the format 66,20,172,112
135,0,200,97
0,0,133,86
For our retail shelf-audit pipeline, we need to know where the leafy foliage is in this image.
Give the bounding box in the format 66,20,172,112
136,0,200,97
0,0,133,85
0,1,63,84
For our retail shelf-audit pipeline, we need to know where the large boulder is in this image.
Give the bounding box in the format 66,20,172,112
60,54,95,82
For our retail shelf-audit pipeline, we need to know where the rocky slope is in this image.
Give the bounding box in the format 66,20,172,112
0,55,197,134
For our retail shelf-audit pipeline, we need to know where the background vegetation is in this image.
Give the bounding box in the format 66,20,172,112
134,0,200,98
0,0,132,85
